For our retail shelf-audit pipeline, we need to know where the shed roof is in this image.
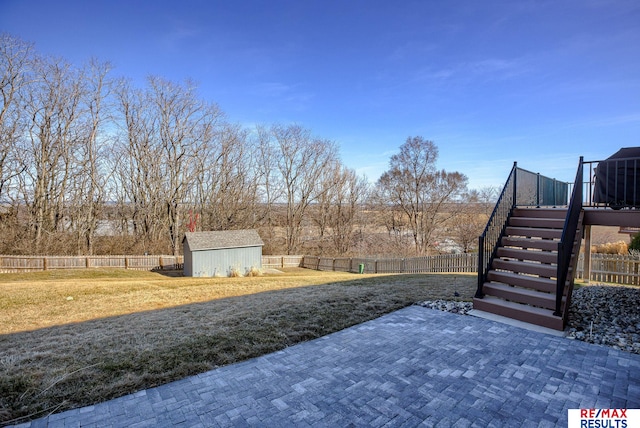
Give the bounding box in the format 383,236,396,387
183,230,264,251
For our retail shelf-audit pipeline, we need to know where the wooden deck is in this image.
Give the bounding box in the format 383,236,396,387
583,208,640,227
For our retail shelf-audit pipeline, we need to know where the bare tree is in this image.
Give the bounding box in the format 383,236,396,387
254,125,285,252
313,161,369,255
310,160,339,253
150,76,223,256
376,136,468,255
67,59,113,254
331,168,369,256
113,79,165,253
449,186,498,253
114,76,223,255
1,37,112,255
3,34,491,259
0,34,31,203
20,54,88,252
0,35,32,252
266,124,338,254
195,122,262,231
449,191,484,253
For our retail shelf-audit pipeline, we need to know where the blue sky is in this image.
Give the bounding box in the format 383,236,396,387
1,0,639,190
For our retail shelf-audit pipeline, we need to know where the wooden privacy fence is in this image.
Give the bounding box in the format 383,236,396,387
261,255,304,269
302,254,478,274
0,255,303,273
0,255,185,273
0,253,638,285
303,253,640,285
575,253,640,285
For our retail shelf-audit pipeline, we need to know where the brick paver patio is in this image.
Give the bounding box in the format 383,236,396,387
12,306,640,427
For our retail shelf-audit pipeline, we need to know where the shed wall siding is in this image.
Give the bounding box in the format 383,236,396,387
183,240,193,276
191,246,262,277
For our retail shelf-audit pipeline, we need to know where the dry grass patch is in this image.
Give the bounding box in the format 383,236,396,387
0,268,475,425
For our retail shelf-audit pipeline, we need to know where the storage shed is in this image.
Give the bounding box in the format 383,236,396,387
183,230,264,277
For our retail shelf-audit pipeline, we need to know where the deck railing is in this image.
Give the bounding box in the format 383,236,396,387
475,163,571,298
476,163,517,297
515,167,570,207
555,157,583,319
583,156,640,208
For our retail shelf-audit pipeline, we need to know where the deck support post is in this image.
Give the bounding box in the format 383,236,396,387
584,225,592,284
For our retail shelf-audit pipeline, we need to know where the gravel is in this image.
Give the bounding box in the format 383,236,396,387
566,285,640,354
416,284,640,355
416,299,473,315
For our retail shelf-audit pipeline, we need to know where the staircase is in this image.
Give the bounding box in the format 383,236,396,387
473,207,578,331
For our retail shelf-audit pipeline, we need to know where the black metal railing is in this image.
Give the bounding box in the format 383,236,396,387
476,163,517,298
555,157,584,320
583,156,640,209
476,163,571,298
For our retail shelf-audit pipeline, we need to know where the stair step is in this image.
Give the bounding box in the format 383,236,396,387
512,208,568,219
487,270,557,293
501,237,559,252
493,259,557,278
509,217,565,229
472,295,564,330
475,207,571,331
505,226,563,240
482,282,561,310
497,247,557,264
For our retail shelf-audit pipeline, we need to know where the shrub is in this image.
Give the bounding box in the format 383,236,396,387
592,241,628,255
229,267,243,278
629,233,640,253
246,267,263,277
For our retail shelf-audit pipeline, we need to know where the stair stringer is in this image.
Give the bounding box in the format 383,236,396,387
556,211,585,328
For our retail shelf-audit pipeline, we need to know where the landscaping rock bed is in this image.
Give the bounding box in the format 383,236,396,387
416,299,473,315
566,285,640,354
417,284,640,354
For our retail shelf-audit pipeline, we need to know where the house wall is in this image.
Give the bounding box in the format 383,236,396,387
190,246,262,277
183,240,193,276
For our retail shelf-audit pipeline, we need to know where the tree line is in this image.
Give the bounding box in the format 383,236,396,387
0,34,496,257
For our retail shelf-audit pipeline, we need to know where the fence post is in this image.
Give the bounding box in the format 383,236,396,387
125,257,129,269
43,257,47,271
583,225,592,283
